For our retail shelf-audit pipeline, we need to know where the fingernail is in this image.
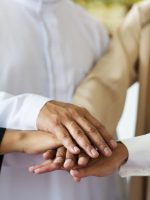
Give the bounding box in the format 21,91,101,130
64,159,73,168
70,169,79,177
34,169,41,174
91,148,99,158
104,147,112,156
110,140,117,148
74,177,81,182
78,158,88,166
73,146,80,154
43,152,48,158
28,166,34,172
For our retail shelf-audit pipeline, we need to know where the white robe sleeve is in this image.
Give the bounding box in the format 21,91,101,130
119,134,150,177
0,92,49,130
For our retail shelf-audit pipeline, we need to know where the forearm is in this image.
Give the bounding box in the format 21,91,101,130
0,130,23,154
73,4,141,136
0,130,62,155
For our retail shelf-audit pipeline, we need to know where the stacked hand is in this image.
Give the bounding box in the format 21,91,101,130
28,142,128,182
0,99,128,180
27,100,119,177
21,100,129,180
37,101,117,157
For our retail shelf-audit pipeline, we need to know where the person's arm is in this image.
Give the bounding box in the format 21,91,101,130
73,3,141,136
0,92,117,159
70,134,150,181
0,129,63,170
119,134,150,177
0,92,49,130
0,130,62,155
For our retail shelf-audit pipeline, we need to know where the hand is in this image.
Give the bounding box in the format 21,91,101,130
0,130,61,155
70,142,128,182
29,147,90,174
37,100,117,158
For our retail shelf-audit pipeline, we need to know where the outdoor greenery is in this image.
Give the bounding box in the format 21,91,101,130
73,0,141,6
73,0,141,32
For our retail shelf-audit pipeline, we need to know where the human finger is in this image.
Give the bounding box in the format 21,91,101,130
53,146,66,167
85,110,117,149
78,151,90,167
53,125,80,155
64,150,77,170
29,160,59,174
74,113,112,157
64,119,99,158
43,150,56,160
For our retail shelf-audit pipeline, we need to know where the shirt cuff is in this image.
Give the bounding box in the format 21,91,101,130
0,128,6,171
119,134,150,177
18,94,50,130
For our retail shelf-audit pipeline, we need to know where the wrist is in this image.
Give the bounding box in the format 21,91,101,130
116,142,129,168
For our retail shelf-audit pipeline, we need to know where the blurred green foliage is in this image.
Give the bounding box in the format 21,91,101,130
73,0,140,6
73,0,141,32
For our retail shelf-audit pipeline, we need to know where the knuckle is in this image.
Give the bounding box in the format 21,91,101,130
99,142,107,149
61,110,69,117
69,120,76,128
61,133,69,140
104,134,112,141
76,106,87,114
88,126,97,134
53,119,62,128
82,107,88,113
71,109,79,118
72,111,79,118
94,121,102,128
57,151,65,157
66,153,75,159
61,115,70,124
76,129,84,138
68,105,76,113
99,124,105,130
96,140,104,147
97,124,107,134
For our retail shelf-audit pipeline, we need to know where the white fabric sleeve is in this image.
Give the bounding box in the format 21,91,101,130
119,133,150,177
0,92,50,130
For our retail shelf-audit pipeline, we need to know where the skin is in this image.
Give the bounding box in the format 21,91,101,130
0,131,128,182
70,142,129,182
0,130,61,155
37,100,117,158
0,129,90,174
29,143,128,177
29,100,118,173
0,100,118,175
29,147,90,174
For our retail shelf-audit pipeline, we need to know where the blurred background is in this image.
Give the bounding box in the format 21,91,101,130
73,0,141,32
73,0,141,140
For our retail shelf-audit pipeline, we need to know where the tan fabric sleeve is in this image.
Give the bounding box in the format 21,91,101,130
73,4,141,136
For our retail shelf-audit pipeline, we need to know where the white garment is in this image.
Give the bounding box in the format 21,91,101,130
0,0,127,199
119,134,150,177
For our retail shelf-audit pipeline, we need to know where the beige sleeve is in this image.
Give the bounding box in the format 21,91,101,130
73,4,141,136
